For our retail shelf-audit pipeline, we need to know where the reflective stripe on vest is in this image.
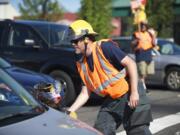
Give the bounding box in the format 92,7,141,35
80,45,126,97
96,47,112,75
81,63,105,97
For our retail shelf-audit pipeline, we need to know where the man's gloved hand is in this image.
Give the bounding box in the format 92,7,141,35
61,108,78,119
69,111,78,119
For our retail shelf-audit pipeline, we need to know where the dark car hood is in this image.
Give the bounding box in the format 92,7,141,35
5,66,54,89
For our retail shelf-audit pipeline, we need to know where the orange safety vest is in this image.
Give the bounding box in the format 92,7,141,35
134,31,153,50
76,39,129,99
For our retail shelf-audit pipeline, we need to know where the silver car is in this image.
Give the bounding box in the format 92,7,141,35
113,37,180,90
0,68,102,135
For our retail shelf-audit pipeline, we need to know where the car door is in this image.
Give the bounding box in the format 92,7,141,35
147,40,178,85
0,23,48,71
145,49,163,85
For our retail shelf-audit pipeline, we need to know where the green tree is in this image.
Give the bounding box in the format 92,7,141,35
19,0,63,21
146,0,174,38
79,0,112,39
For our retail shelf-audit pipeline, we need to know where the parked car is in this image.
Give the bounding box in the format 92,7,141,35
0,57,63,108
0,67,102,135
112,37,180,90
0,19,80,105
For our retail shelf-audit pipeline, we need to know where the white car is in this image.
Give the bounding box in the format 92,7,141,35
113,37,180,90
0,68,102,135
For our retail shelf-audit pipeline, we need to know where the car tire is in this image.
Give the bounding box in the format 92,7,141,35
49,70,76,106
165,67,180,90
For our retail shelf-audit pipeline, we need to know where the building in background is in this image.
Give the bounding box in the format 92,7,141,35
0,0,20,19
111,0,131,37
111,17,122,36
57,12,77,25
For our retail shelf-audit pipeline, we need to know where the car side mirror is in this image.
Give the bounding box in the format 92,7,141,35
25,39,35,46
25,39,40,48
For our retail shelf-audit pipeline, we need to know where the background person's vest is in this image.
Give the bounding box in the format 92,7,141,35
135,31,153,50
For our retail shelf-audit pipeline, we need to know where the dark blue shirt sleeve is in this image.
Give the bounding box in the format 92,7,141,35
101,41,127,70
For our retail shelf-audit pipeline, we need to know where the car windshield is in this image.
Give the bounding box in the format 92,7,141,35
0,57,11,68
0,69,45,126
173,43,180,54
158,39,180,55
32,23,71,46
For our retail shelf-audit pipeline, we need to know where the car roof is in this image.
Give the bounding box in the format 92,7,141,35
112,36,132,40
112,37,173,43
12,20,69,29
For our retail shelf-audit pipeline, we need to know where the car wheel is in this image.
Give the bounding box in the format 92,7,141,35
165,67,180,90
50,70,76,106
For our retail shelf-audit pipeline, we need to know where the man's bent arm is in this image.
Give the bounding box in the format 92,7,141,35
121,56,139,108
68,86,91,112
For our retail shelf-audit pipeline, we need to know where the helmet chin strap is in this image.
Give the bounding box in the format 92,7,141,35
84,37,89,56
76,39,88,63
84,43,88,55
76,53,84,63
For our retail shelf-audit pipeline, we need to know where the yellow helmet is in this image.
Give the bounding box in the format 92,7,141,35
70,20,98,41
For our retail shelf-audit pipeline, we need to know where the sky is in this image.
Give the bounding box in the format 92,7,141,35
10,0,81,13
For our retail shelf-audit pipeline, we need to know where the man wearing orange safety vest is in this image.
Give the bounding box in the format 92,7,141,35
67,20,152,135
132,21,156,93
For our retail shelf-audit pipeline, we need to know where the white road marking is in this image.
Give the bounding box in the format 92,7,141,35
116,112,180,135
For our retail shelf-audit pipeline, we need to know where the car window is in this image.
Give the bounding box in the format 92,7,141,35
173,43,180,54
31,24,51,45
0,23,5,44
113,39,133,53
158,39,180,55
33,24,71,46
50,24,71,46
0,83,23,106
8,24,39,47
0,69,39,107
160,43,174,55
0,69,45,126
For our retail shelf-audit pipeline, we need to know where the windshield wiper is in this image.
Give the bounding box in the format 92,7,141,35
1,111,40,120
30,105,46,113
0,111,42,127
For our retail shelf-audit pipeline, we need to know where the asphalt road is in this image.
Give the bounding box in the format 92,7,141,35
76,88,180,135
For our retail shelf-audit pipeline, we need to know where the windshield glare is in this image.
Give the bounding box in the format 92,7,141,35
0,69,44,121
158,40,180,55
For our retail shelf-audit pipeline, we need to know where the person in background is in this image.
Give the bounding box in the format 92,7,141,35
131,21,156,93
67,19,152,135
